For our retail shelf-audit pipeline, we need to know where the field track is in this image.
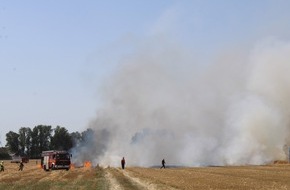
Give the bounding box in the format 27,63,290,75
1,160,290,189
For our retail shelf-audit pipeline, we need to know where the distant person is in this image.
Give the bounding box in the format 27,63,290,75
0,161,4,172
121,157,125,169
160,159,166,169
19,161,24,171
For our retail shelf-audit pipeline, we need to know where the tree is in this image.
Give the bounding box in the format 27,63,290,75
30,127,40,158
25,128,32,156
50,126,73,151
38,125,52,151
70,131,82,147
18,127,32,156
30,125,52,158
6,131,20,153
81,128,95,143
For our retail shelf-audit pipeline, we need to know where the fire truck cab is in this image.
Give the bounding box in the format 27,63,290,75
41,150,71,171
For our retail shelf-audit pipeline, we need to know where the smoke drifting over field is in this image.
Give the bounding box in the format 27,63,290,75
74,38,290,167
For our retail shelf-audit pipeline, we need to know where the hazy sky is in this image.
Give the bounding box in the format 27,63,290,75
1,0,290,146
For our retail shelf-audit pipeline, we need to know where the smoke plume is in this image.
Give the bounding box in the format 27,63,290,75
74,38,290,167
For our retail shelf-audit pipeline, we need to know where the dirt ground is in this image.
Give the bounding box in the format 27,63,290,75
1,160,290,190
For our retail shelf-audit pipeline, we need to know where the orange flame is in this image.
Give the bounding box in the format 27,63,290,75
84,161,92,168
70,164,75,169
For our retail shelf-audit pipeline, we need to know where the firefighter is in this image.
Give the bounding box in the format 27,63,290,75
19,161,24,171
0,161,4,172
121,157,125,169
160,159,166,169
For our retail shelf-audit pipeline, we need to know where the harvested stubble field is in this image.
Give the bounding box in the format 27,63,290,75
1,160,290,190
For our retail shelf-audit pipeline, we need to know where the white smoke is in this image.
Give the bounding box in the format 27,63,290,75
79,38,290,167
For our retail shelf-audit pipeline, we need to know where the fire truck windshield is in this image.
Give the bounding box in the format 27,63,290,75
56,153,70,160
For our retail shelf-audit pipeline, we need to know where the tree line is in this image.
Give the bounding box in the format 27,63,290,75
4,125,92,159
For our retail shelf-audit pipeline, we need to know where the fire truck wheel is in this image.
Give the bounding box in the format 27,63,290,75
43,165,49,171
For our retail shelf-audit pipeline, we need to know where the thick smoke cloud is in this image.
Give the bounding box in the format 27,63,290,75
76,38,290,167
71,128,111,166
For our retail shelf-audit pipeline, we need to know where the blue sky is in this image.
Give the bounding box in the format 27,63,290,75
1,0,290,146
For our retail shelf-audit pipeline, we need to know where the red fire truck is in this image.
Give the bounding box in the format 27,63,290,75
41,150,71,171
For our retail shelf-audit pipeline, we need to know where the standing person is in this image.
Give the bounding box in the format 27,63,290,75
0,161,4,172
121,157,125,169
19,161,24,171
160,159,166,169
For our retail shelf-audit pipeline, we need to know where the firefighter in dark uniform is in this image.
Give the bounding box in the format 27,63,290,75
19,161,24,171
121,157,125,169
160,159,166,169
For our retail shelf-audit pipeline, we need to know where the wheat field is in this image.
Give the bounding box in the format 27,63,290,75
1,160,290,190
